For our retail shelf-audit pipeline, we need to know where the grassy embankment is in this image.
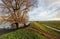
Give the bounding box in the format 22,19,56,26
0,26,47,39
0,21,60,39
30,22,60,37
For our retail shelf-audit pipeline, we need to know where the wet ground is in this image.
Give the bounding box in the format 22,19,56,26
0,28,16,35
0,23,30,35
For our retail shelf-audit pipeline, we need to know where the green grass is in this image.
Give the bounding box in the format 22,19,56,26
0,21,60,39
0,28,47,39
38,22,60,29
42,23,60,29
30,22,60,37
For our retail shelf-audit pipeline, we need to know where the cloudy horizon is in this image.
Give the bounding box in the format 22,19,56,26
29,0,60,21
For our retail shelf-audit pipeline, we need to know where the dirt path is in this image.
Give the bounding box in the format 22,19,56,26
27,26,60,39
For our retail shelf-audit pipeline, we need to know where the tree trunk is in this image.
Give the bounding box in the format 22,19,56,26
24,23,26,26
11,23,21,29
15,23,19,29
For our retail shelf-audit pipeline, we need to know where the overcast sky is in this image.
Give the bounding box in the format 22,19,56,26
29,0,60,21
0,0,60,21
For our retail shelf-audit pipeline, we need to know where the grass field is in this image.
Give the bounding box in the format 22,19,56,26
30,22,60,37
38,21,60,29
0,27,47,39
0,21,60,39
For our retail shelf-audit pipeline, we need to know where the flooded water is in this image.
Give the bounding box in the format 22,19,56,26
0,23,11,28
0,22,31,28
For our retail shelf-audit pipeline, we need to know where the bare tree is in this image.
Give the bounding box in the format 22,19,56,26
0,0,38,29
